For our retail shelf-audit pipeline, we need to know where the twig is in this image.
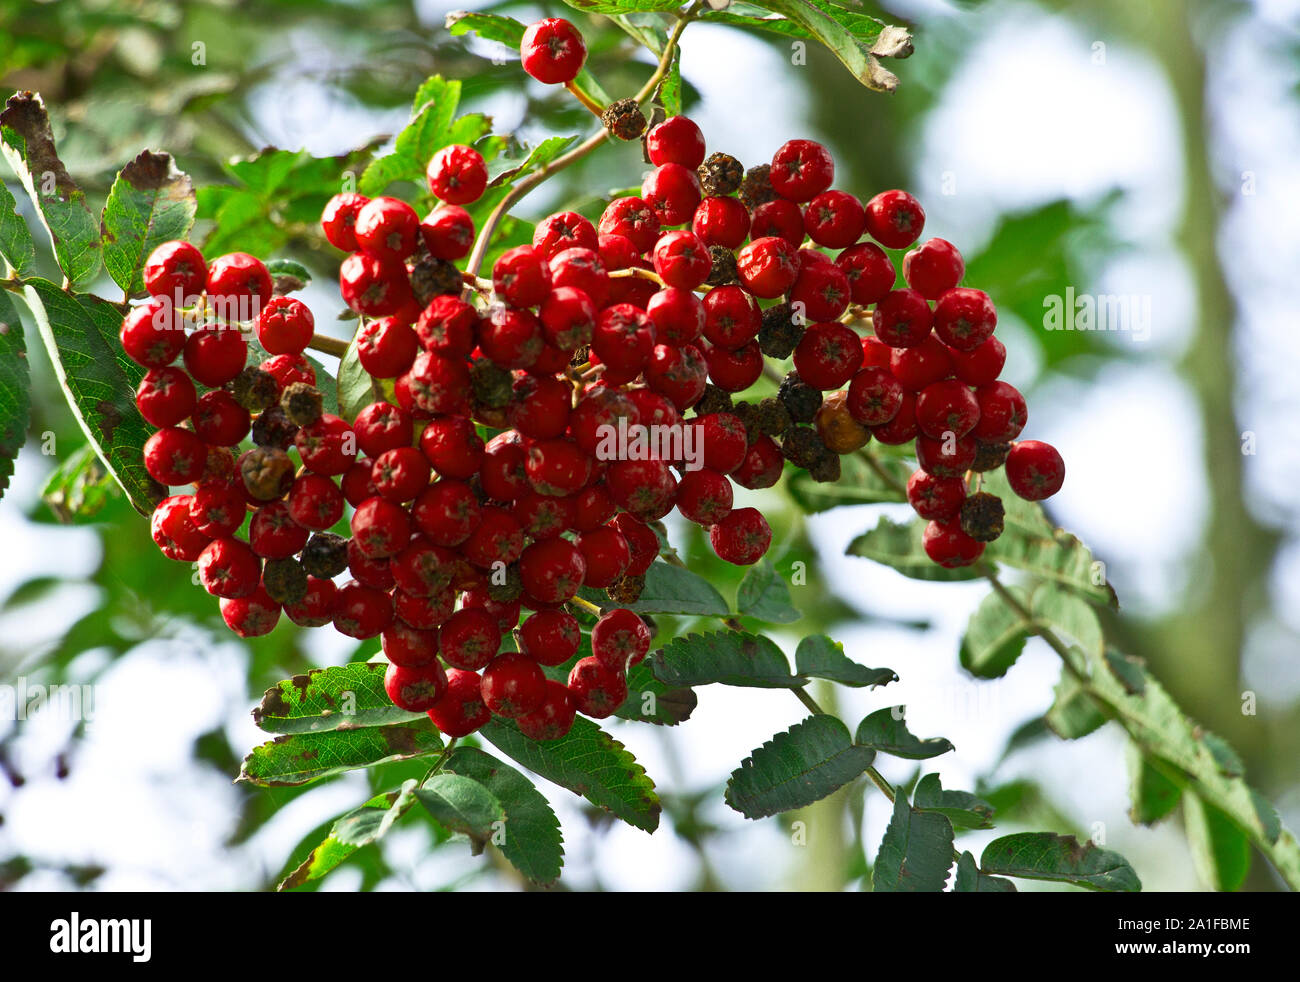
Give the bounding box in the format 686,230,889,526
306,333,349,358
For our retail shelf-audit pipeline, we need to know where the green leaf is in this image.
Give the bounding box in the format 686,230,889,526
617,658,698,726
953,850,1017,892
652,630,803,688
0,290,28,496
265,258,311,289
787,450,907,512
759,0,900,92
445,10,526,46
1032,583,1105,656
1184,793,1251,892
913,773,995,830
336,336,387,422
20,279,161,515
561,0,682,15
980,832,1141,892
415,773,505,853
873,792,956,892
855,707,954,760
959,586,1032,678
100,150,196,297
481,716,660,832
658,48,683,115
736,558,800,623
0,175,35,274
1045,668,1107,739
0,92,101,287
252,662,425,734
1126,746,1182,826
239,719,443,787
278,781,419,891
39,442,117,521
725,714,875,820
846,516,981,582
614,560,731,616
443,746,564,885
486,135,580,189
794,634,896,688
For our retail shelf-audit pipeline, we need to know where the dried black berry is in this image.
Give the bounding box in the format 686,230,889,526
410,255,462,304
263,557,308,605
780,425,825,469
602,98,647,141
778,371,823,424
280,381,323,428
960,491,1005,542
698,152,744,196
240,446,293,502
971,441,1012,473
606,573,645,605
759,303,803,359
704,246,738,286
226,365,278,412
807,451,842,484
487,563,523,603
739,163,776,209
730,400,761,443
252,406,298,450
470,359,514,409
691,383,734,418
754,397,793,439
301,532,349,579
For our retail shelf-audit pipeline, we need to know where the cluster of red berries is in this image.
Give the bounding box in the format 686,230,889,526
122,14,1065,739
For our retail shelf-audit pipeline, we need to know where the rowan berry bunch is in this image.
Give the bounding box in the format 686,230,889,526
121,14,1063,744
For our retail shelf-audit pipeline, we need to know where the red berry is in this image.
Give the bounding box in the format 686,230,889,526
390,537,458,596
355,196,420,261
192,389,251,446
837,241,896,306
285,473,344,531
903,238,965,300
197,537,261,598
416,295,479,357
519,609,581,666
333,580,394,638
1005,440,1064,500
697,411,748,473
804,190,866,248
461,505,525,569
750,198,804,248
871,391,918,445
221,585,281,638
394,586,455,631
770,139,834,202
321,192,370,252
206,252,272,319
591,608,652,671
646,287,705,346
183,323,247,387
889,335,953,391
461,587,522,632
652,230,712,290
922,518,985,568
341,459,377,506
692,196,750,248
255,296,314,355
518,537,587,604
933,288,997,351
348,538,394,590
533,211,598,259
906,470,966,521
566,656,627,718
356,316,418,378
421,204,475,260
426,145,488,205
144,240,206,301
862,336,892,369
150,494,211,561
513,490,575,540
572,483,617,531
120,299,186,368
704,338,764,393
702,285,761,350
645,342,708,410
492,244,551,308
789,261,850,322
439,607,503,671
371,446,432,502
517,680,577,741
575,525,631,588
339,252,412,317
793,322,864,390
949,336,1006,386
676,467,734,525
428,668,492,737
642,163,703,228
610,513,659,575
481,651,547,718
262,352,316,392
350,496,412,558
915,379,981,439
972,381,1027,442
916,433,978,478
708,506,771,565
144,426,207,485
538,286,595,352
846,367,904,426
284,576,338,628
606,457,677,521
480,433,529,502
189,481,246,538
873,288,933,348
592,303,654,373
353,402,414,459
520,17,587,85
731,435,784,489
136,366,196,427
384,661,448,712
412,479,480,547
646,115,706,169
864,190,926,249
397,351,472,416
296,413,358,475
598,196,660,253
737,236,798,299
381,620,440,669
419,415,484,479
248,499,309,559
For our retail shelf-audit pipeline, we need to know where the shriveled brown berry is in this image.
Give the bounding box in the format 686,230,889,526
410,255,462,304
814,390,870,454
781,425,826,469
471,359,513,409
227,365,278,412
487,563,523,603
778,371,823,423
960,490,1005,542
240,446,294,501
252,405,298,449
730,400,761,443
758,303,803,359
691,383,734,418
754,397,792,439
263,557,308,604
280,381,323,427
698,152,744,197
301,532,349,578
606,572,645,605
704,246,738,286
602,98,648,141
739,163,776,209
971,440,1011,473
807,451,842,483
203,446,237,484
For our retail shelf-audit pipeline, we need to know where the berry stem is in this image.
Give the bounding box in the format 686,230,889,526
564,80,605,118
568,594,605,617
608,266,667,288
305,333,350,358
421,737,458,786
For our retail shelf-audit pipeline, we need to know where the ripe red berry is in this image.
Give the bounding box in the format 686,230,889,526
592,303,655,373
793,322,864,390
333,580,394,638
421,204,475,260
371,446,432,502
192,389,251,446
284,576,338,628
419,415,484,479
949,336,1006,386
384,661,448,712
572,483,617,531
675,467,734,525
339,252,412,316
598,196,661,253
533,210,598,260
519,609,581,667
197,537,261,598
398,351,472,416
888,335,952,391
1005,440,1065,500
144,426,207,485
136,366,196,427
390,536,457,596
426,144,488,205
862,336,892,369
873,288,933,348
255,296,314,355
348,538,394,590
904,238,965,299
972,381,1027,442
321,192,370,252
591,608,652,672
737,236,798,298
709,506,772,565
481,651,547,718
353,401,413,459
549,247,609,307
642,163,703,227
906,470,967,521
702,285,761,350
871,391,918,445
915,379,981,440
789,261,851,322
770,139,834,202
520,17,587,85
144,240,206,301
864,190,926,249
381,620,440,669
652,230,712,290
355,196,420,261
535,286,593,353
704,338,764,393
646,115,706,169
732,435,784,489
933,288,997,351
189,481,246,538
183,323,247,388
296,413,358,475
804,190,866,248
120,299,186,368
518,537,587,604
846,367,904,426
439,607,503,671
416,295,479,357
646,286,705,346
428,668,492,737
412,479,480,547
261,352,316,392
286,472,345,530
517,680,577,741
248,499,309,559
567,656,628,718
393,586,454,631
750,198,805,248
916,432,978,478
575,525,631,588
610,513,659,575
150,494,211,561
922,517,985,568
692,196,750,248
646,342,709,410
837,241,896,306
341,459,377,507
350,496,412,558
220,585,282,638
492,244,551,308
461,505,525,569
